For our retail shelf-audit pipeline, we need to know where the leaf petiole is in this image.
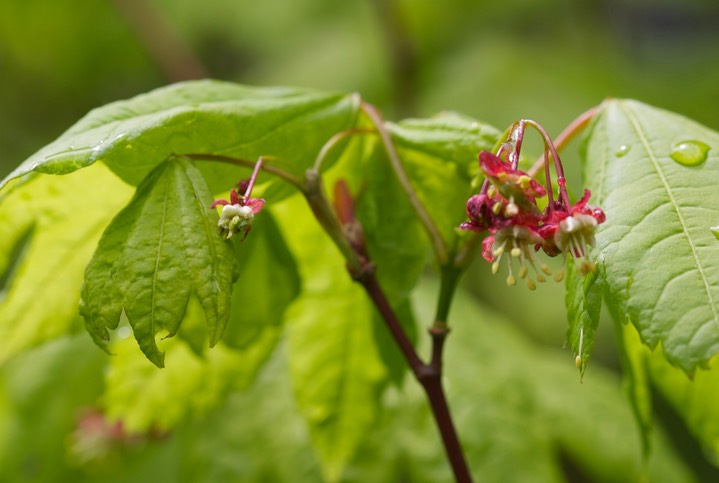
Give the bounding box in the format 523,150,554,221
181,153,305,190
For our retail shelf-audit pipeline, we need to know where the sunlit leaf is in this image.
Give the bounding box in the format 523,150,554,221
0,164,132,364
276,195,388,482
398,278,694,482
331,137,424,384
583,99,719,374
1,80,361,195
222,211,301,350
387,112,500,245
103,293,283,433
564,260,603,377
80,157,237,367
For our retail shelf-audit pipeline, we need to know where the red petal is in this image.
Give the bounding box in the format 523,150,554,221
479,151,511,177
591,206,606,224
460,221,485,233
570,189,591,213
245,198,266,214
230,189,241,205
210,199,230,208
481,236,496,262
237,179,251,196
466,193,490,226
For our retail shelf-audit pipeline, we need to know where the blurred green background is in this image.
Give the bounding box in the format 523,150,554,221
3,1,719,480
2,0,718,365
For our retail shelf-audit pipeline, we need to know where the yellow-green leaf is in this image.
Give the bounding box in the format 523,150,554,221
80,157,237,367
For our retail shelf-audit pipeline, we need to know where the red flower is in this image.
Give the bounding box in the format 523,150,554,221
479,151,545,213
538,189,605,272
461,153,545,235
481,225,550,290
460,120,606,288
212,184,265,240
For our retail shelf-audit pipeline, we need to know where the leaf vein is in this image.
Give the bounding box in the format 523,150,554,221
620,102,719,334
149,176,170,360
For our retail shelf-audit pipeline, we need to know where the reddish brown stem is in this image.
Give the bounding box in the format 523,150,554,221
360,271,471,482
360,273,425,374
420,361,472,483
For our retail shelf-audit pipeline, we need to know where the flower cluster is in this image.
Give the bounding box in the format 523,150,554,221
460,121,605,289
211,158,265,240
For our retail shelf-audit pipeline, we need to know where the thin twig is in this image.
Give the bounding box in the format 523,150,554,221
182,153,304,189
360,101,449,265
527,105,602,178
421,369,472,483
313,128,375,172
362,273,425,373
360,271,471,483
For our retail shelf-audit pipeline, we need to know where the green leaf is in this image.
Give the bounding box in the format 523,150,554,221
617,316,719,465
645,344,719,460
172,346,323,483
327,134,424,384
80,157,238,367
355,143,427,303
0,164,132,364
103,293,283,433
564,260,603,377
387,112,501,245
222,211,301,349
583,99,719,374
288,286,386,482
276,194,388,482
0,334,106,482
1,80,361,193
614,317,654,455
408,278,693,482
330,277,694,482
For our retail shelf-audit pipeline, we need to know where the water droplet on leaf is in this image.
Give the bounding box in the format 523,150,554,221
615,145,630,157
670,140,710,166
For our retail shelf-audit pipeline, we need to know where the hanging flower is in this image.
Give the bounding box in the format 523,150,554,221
479,151,546,210
481,225,551,290
211,187,265,240
211,158,266,240
460,120,606,287
539,190,605,275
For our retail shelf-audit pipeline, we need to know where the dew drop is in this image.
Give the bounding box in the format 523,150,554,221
712,226,719,240
670,140,710,166
615,145,630,157
117,325,132,339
